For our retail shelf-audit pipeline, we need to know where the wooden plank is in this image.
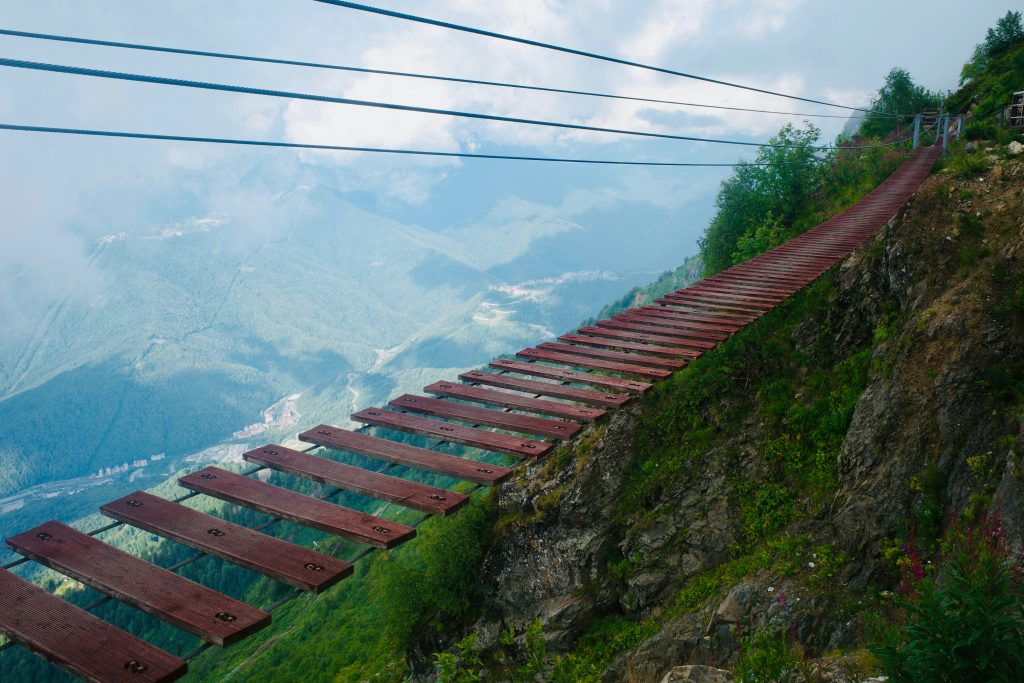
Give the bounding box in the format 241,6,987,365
457,371,632,408
598,319,722,346
351,408,553,458
6,521,270,647
516,347,672,380
641,304,753,326
663,291,774,311
298,425,512,486
179,467,415,550
634,306,745,331
578,325,714,351
0,568,187,683
536,342,686,370
652,299,759,320
489,359,652,394
101,491,352,593
425,381,606,421
389,394,582,440
610,315,730,341
657,295,768,314
244,444,467,516
557,333,698,359
674,287,781,306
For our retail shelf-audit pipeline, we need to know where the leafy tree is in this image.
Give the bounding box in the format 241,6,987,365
961,11,1024,85
699,122,821,275
859,68,940,139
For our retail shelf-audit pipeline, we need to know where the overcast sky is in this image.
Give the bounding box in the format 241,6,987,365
0,0,1014,309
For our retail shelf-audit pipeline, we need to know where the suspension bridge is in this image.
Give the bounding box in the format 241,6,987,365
0,3,953,680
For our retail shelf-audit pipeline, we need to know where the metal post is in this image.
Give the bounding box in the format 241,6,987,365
956,116,963,139
941,115,950,154
912,114,922,149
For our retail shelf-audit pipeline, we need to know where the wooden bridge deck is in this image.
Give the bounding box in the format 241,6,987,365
0,146,940,681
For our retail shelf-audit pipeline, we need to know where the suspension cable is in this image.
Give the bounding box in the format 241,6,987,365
0,123,865,166
0,58,909,151
312,0,874,113
0,28,906,120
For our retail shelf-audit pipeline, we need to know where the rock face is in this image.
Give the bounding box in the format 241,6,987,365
417,159,1024,682
660,665,734,683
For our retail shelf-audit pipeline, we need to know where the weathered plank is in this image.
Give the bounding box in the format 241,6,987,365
557,333,698,359
6,521,270,647
612,314,731,340
179,467,415,549
244,444,467,516
425,381,606,421
101,491,352,592
298,425,513,485
515,347,672,380
596,319,720,347
0,568,188,683
351,408,553,458
489,359,652,394
388,394,582,440
457,371,633,407
577,325,713,351
537,342,686,369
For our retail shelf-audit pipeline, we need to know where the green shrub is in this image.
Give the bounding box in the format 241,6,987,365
870,517,1024,682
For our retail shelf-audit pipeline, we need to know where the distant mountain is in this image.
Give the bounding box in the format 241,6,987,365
0,181,702,539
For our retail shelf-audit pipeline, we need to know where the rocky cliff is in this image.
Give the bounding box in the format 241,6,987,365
419,150,1024,682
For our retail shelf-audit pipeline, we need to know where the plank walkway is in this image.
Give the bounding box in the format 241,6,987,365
0,146,939,681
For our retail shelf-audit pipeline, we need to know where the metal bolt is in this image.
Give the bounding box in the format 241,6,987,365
439,426,454,432
214,611,237,622
428,494,447,501
402,397,416,403
263,449,279,456
125,499,142,508
439,384,452,389
35,532,52,541
207,529,225,537
477,468,494,474
372,526,391,534
520,443,536,449
367,411,380,416
200,472,217,480
317,430,332,436
304,562,324,572
124,660,148,674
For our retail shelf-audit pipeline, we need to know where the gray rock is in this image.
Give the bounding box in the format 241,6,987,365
1007,140,1024,156
660,665,735,683
714,583,759,624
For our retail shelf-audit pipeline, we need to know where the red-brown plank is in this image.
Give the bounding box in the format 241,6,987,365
244,444,466,516
581,323,716,350
659,294,770,314
557,333,698,359
489,359,652,394
389,394,582,440
352,408,553,458
458,371,633,407
610,313,733,339
663,291,774,311
537,342,686,369
516,347,672,380
598,317,720,344
425,380,606,421
634,307,745,331
0,568,188,683
650,300,759,321
101,491,352,593
298,425,512,485
6,521,270,647
179,467,415,550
